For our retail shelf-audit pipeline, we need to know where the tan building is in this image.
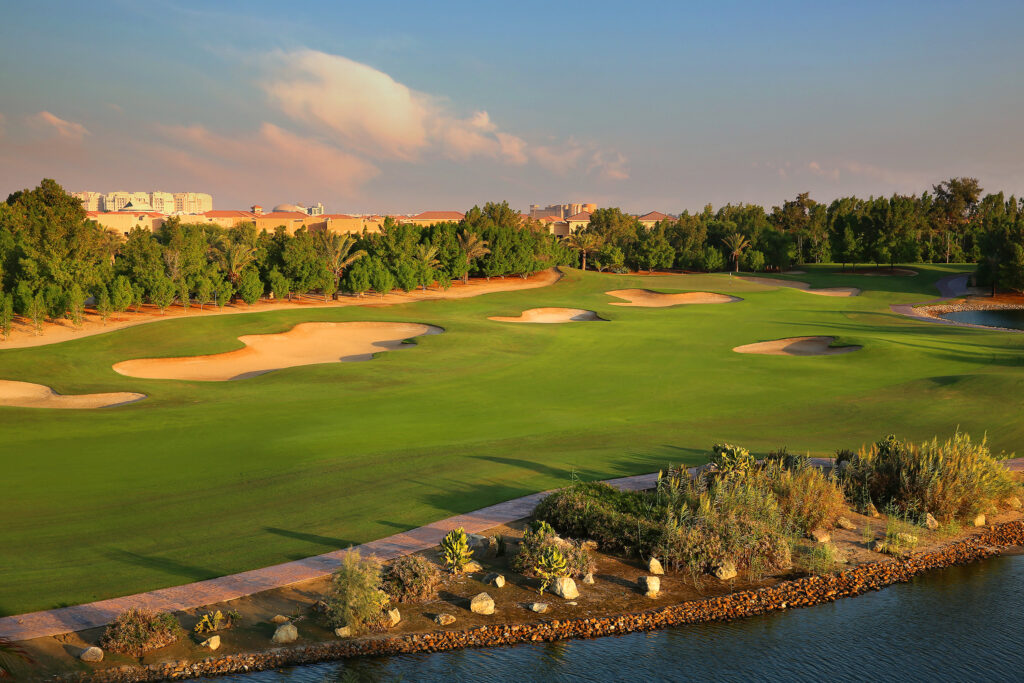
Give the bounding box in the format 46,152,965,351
173,192,213,214
72,191,103,211
538,215,570,237
150,191,176,214
529,202,596,220
565,211,592,234
637,211,674,229
87,210,165,234
401,210,465,226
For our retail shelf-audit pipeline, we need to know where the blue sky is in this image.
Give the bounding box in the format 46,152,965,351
1,1,1022,213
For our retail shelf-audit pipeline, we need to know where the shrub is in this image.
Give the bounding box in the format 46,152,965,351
512,521,594,579
839,432,1018,522
763,446,810,471
100,609,185,656
381,555,442,604
770,464,848,534
710,443,754,474
324,550,389,633
792,540,838,575
193,610,240,635
440,528,473,573
534,546,567,594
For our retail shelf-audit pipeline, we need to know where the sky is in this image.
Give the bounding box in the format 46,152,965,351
1,0,1023,214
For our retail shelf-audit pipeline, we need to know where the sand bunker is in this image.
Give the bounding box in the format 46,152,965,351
0,380,145,409
738,277,860,297
733,336,862,356
606,289,741,307
112,322,442,381
488,308,605,323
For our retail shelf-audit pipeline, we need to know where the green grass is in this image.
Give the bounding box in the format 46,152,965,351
2,263,1022,615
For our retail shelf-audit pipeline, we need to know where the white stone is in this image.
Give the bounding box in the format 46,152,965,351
638,575,660,597
463,560,484,573
810,529,831,543
973,514,987,527
270,614,290,625
79,647,103,663
837,517,857,530
529,602,549,613
271,623,298,644
470,592,495,615
714,561,737,580
434,613,456,626
334,626,353,638
582,572,595,585
925,513,939,530
648,557,665,575
550,577,579,600
386,608,401,627
200,635,220,651
486,573,505,588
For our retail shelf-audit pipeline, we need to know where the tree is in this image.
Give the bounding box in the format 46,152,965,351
28,291,45,334
0,292,13,340
215,281,234,309
150,276,175,314
595,244,625,272
565,231,604,272
195,276,214,311
178,278,190,313
267,268,291,302
215,238,257,284
393,259,418,292
701,246,725,272
344,258,372,296
456,231,490,284
412,244,440,290
369,259,395,297
67,283,86,327
722,233,750,273
317,232,366,299
238,268,264,305
111,275,133,314
933,177,982,263
96,285,112,324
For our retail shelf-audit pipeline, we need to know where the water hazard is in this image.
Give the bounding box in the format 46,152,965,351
940,308,1024,330
198,553,1024,682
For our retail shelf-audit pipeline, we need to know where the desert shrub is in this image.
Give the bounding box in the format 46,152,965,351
512,521,595,579
770,464,848,534
763,446,810,471
440,527,473,573
792,541,838,575
324,550,389,633
839,432,1018,522
710,443,754,474
381,555,442,604
100,609,185,656
193,609,240,635
535,546,567,594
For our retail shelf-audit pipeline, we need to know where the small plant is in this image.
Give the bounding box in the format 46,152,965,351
711,443,754,474
381,555,442,604
793,540,838,575
861,523,876,547
193,610,240,635
440,527,474,573
494,533,507,557
101,609,186,656
534,546,568,594
324,549,389,633
512,520,595,579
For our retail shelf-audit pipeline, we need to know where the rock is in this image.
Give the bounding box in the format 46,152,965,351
638,575,660,597
434,613,456,626
809,529,831,543
270,615,290,625
200,635,220,651
463,560,484,573
485,573,506,588
896,532,918,546
467,533,493,556
550,577,579,600
470,592,495,615
648,557,665,575
836,517,856,530
334,626,353,638
529,602,549,613
925,513,939,530
1006,496,1022,510
312,600,328,614
386,608,401,627
271,623,298,644
973,514,987,527
714,561,737,581
866,501,881,518
79,647,103,663
582,572,595,585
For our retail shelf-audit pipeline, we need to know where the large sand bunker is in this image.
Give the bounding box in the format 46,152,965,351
738,277,860,297
112,321,442,381
0,380,145,409
733,336,862,356
606,289,741,307
488,308,605,323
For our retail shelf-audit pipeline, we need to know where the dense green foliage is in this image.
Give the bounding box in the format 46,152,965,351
381,555,442,604
511,521,594,580
324,550,389,632
99,609,185,656
440,528,473,573
838,432,1019,522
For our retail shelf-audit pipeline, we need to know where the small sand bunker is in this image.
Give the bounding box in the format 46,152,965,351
0,380,145,409
113,321,442,381
733,336,862,356
606,289,741,307
489,307,605,323
738,277,860,297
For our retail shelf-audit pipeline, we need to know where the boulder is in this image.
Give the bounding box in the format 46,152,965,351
582,572,595,585
550,577,579,600
463,560,484,573
896,532,918,546
271,623,298,644
714,561,737,581
836,517,856,531
1006,496,1022,510
467,533,493,556
529,602,549,614
809,529,831,543
485,573,506,588
470,592,495,615
866,501,881,518
386,608,401,627
925,513,939,530
434,613,456,626
334,626,353,638
648,557,665,575
200,635,220,651
973,514,987,527
79,647,103,663
638,575,660,598
270,615,290,625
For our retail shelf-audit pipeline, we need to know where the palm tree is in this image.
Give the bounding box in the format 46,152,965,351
215,239,257,284
317,232,367,298
413,243,440,290
722,233,750,273
565,231,604,272
457,231,490,284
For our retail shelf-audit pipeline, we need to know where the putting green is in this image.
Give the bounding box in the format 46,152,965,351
2,264,1021,616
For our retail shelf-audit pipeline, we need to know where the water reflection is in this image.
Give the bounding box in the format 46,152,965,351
939,308,1024,330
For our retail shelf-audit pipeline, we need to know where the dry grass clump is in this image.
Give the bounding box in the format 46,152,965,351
100,608,185,656
381,555,442,604
770,463,848,534
839,431,1018,522
324,549,389,633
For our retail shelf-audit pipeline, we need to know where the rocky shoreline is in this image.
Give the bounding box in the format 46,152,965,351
55,520,1024,683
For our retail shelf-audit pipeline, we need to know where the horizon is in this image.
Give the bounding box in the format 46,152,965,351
2,1,1024,214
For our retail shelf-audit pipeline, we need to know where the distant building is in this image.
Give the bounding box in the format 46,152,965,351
636,211,675,229
401,210,465,226
71,191,103,211
150,191,175,214
565,211,592,234
74,190,212,213
87,210,165,233
173,192,213,214
529,202,596,220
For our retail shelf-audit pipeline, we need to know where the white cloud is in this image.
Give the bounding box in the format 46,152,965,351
589,150,630,181
807,161,840,181
30,111,90,141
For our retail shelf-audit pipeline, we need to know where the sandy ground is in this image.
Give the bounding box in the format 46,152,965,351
112,322,442,381
733,336,862,356
606,289,741,307
737,277,861,297
0,380,145,409
0,270,560,351
488,308,605,323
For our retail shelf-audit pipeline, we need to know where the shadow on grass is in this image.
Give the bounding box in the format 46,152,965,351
264,527,359,551
104,548,219,582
